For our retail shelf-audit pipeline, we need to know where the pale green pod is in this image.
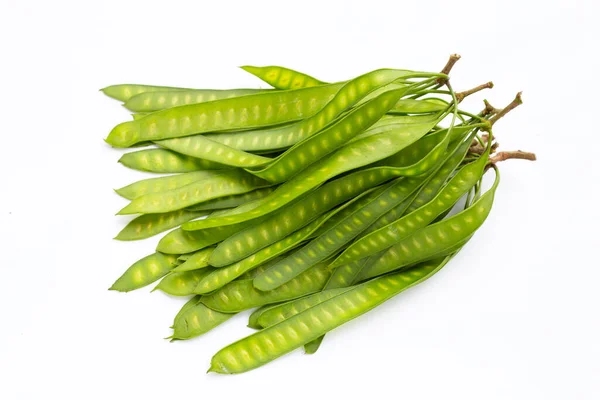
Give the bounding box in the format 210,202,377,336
131,113,147,121
388,98,449,114
237,257,285,280
156,215,269,254
155,268,215,296
119,148,228,173
209,256,453,374
115,209,209,241
329,151,489,269
171,296,200,329
208,184,382,267
241,65,326,89
195,256,287,295
248,88,408,183
185,187,275,212
101,84,192,102
158,135,273,168
171,300,234,340
115,170,217,200
178,254,193,262
171,247,214,272
117,170,269,215
124,88,268,112
195,200,361,293
200,263,331,313
109,252,178,292
404,132,476,214
182,112,444,231
358,169,500,281
248,304,282,330
204,69,425,153
253,176,426,291
257,288,351,328
105,83,343,147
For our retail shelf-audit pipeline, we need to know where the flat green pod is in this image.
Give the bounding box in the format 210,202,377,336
248,304,283,330
109,252,178,292
156,216,268,255
404,130,478,214
204,69,426,153
358,168,500,281
248,88,409,183
257,288,352,328
185,187,275,212
119,148,228,173
208,183,384,267
171,247,215,272
196,192,371,293
115,209,209,241
171,300,234,340
253,176,427,291
388,98,449,114
155,268,215,296
101,84,192,102
200,263,331,313
105,83,344,147
209,256,453,374
117,170,269,215
158,135,273,168
241,65,326,89
182,112,444,231
171,296,200,328
115,170,217,200
124,88,269,112
330,151,488,269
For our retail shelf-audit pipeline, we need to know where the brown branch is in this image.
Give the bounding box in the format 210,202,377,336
489,150,537,163
488,92,523,127
456,82,494,102
436,54,461,84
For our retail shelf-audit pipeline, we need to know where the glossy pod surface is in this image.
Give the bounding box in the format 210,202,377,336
208,177,387,267
185,187,275,212
155,268,214,296
241,65,326,89
256,288,351,328
196,199,362,293
157,135,272,168
115,170,216,200
330,153,488,268
358,169,500,281
109,252,178,292
101,84,192,102
124,88,268,112
171,299,234,340
200,263,330,313
106,83,343,147
172,247,214,272
203,69,423,153
115,209,209,241
253,177,427,291
249,88,408,183
118,170,269,215
209,256,451,374
182,112,443,231
119,148,228,173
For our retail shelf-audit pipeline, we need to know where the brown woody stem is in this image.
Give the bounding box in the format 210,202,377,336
488,92,523,127
436,54,461,84
456,82,494,102
489,150,537,163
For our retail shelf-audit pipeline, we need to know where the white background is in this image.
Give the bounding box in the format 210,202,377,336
1,0,598,398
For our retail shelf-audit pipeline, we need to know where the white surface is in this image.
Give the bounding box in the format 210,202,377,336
1,0,598,398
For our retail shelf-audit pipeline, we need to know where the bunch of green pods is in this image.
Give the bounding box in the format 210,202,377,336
104,57,534,374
